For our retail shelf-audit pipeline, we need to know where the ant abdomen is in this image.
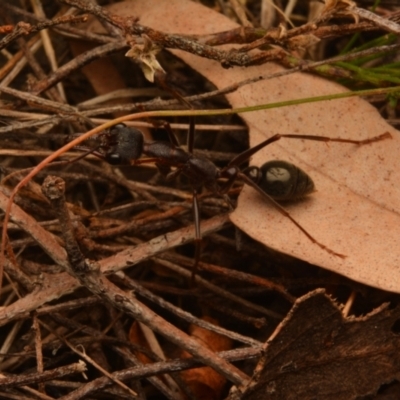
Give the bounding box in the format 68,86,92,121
257,160,315,201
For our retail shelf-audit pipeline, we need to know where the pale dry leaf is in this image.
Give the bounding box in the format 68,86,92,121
286,33,320,50
125,34,165,83
320,0,359,23
323,0,356,12
94,0,400,292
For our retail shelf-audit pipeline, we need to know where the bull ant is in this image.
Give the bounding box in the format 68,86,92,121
0,111,391,285
85,121,391,272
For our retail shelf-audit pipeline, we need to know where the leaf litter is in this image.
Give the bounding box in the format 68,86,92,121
83,3,400,395
102,0,400,293
2,1,400,399
238,289,400,400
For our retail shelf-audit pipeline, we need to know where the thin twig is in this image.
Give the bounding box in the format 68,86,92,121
0,361,87,388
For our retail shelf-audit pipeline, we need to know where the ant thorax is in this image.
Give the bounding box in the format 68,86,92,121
183,156,220,189
144,141,190,165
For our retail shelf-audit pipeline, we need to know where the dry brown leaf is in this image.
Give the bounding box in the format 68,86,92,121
235,289,400,400
69,40,132,115
180,316,233,400
93,0,400,292
128,321,154,365
130,317,232,399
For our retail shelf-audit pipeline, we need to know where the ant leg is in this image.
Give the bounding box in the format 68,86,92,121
67,146,103,162
154,117,195,152
187,117,195,154
228,134,283,168
191,188,202,284
280,131,392,145
155,120,180,147
153,69,194,148
131,157,163,165
152,117,195,152
227,131,392,168
154,70,192,110
1,147,100,186
238,171,346,258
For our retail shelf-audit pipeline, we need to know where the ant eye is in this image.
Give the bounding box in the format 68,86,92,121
106,153,122,165
109,123,126,137
114,123,127,130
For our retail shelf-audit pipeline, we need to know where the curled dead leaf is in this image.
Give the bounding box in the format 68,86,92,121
128,321,154,365
287,34,320,51
320,0,358,23
180,316,233,400
322,0,356,12
237,289,400,400
125,34,165,83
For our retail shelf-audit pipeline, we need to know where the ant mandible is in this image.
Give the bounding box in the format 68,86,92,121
88,121,391,266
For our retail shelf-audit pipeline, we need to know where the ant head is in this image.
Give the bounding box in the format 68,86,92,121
100,123,144,165
259,160,315,201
